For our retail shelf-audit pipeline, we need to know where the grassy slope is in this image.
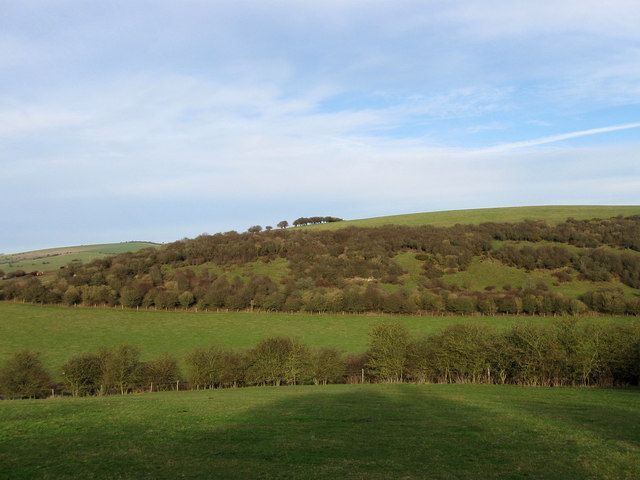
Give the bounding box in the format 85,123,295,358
0,242,159,274
1,384,639,479
1,303,637,371
310,205,640,230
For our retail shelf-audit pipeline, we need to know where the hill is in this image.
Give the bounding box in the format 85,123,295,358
1,384,638,479
0,242,159,274
309,205,640,230
2,206,640,317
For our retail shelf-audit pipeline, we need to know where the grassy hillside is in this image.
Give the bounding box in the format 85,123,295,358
1,303,636,371
310,205,640,230
0,242,159,274
1,384,638,479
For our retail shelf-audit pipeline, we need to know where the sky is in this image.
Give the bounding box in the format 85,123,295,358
1,0,639,252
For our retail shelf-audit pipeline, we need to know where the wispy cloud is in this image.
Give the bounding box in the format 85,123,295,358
1,1,639,251
481,122,640,153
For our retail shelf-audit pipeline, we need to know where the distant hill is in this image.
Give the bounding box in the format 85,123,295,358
2,207,640,316
308,205,640,230
0,242,159,274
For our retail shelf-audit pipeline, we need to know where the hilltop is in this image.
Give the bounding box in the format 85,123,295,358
307,205,640,230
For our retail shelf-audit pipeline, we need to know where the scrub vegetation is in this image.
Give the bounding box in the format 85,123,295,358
2,214,640,316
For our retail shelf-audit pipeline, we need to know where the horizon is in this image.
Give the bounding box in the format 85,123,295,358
2,1,640,252
3,203,640,254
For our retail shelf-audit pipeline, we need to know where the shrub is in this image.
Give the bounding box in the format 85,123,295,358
61,352,102,396
142,353,182,391
244,337,311,386
0,351,52,399
366,323,410,382
101,345,142,395
312,348,345,385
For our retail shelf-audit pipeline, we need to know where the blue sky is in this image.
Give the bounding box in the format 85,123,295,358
1,0,639,252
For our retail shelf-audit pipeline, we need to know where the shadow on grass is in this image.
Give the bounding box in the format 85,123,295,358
1,385,639,479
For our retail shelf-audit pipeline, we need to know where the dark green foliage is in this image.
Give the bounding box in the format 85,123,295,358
0,351,52,399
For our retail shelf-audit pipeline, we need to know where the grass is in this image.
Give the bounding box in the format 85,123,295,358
166,257,291,282
1,383,639,479
0,242,159,274
1,302,637,374
308,205,640,230
442,257,639,298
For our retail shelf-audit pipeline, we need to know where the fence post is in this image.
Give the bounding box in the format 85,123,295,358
361,368,365,384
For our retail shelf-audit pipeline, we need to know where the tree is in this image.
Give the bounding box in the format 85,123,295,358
61,352,102,396
277,220,289,229
63,286,82,306
101,345,142,395
366,323,410,382
0,351,52,399
312,348,345,385
185,347,223,389
247,225,263,233
119,286,143,308
178,291,195,308
142,353,181,390
245,337,310,386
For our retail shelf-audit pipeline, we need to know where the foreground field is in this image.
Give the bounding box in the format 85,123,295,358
1,302,636,371
1,384,638,479
0,242,158,274
310,205,640,230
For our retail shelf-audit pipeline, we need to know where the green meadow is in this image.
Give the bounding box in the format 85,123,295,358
0,242,158,274
0,302,636,373
1,384,639,479
310,205,640,230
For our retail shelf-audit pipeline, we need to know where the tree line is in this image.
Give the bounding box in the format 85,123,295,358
2,216,640,315
2,319,639,399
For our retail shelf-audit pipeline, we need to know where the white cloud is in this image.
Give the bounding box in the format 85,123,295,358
480,123,640,153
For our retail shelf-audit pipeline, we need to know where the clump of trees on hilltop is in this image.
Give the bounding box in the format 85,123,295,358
1,320,639,399
292,216,343,226
1,216,640,315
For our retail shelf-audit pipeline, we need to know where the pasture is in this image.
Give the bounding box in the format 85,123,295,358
310,205,640,230
0,242,158,274
0,302,636,373
1,384,639,479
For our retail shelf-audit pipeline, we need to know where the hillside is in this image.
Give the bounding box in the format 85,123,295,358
309,205,640,230
2,206,640,316
0,242,159,274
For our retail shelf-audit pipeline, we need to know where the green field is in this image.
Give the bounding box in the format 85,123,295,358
1,384,638,479
310,205,640,230
442,257,640,298
1,303,637,373
0,242,159,274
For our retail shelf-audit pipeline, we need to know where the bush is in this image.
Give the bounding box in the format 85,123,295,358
142,353,182,391
0,351,52,399
445,295,476,314
366,323,410,382
244,337,312,386
101,345,142,395
61,352,102,396
312,348,345,385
